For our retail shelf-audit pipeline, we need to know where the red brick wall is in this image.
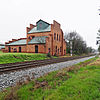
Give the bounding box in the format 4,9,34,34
26,31,52,54
26,21,66,56
27,44,46,53
4,20,66,56
51,21,66,56
5,45,27,53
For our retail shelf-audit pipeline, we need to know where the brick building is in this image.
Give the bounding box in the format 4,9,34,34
4,19,66,56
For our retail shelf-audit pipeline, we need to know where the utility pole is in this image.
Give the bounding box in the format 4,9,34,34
69,33,73,57
98,8,100,15
96,8,100,54
96,30,100,54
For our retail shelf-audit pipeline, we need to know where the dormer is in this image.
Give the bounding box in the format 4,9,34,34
27,19,51,34
36,19,50,30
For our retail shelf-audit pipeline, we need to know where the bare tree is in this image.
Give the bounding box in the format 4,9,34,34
64,31,93,55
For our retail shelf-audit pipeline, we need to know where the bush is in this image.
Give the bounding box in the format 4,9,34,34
47,53,51,58
54,53,58,57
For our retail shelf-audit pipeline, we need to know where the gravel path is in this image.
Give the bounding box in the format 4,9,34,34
0,56,95,91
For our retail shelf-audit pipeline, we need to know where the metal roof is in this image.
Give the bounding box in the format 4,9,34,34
28,36,48,44
28,25,51,34
6,36,48,46
0,44,4,46
36,19,50,25
6,39,27,46
0,46,5,49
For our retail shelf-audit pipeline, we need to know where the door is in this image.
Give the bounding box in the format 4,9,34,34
9,47,11,52
19,47,21,52
35,45,38,53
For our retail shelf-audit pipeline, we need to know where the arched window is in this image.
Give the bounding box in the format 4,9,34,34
39,23,42,29
59,35,60,41
57,34,58,41
48,48,50,53
56,46,57,52
58,48,59,54
60,47,62,52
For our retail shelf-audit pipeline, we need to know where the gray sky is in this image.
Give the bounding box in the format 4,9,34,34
0,0,100,49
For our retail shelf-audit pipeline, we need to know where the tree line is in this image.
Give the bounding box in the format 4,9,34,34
64,31,95,55
96,29,100,53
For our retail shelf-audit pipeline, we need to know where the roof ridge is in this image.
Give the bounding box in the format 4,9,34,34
36,19,50,25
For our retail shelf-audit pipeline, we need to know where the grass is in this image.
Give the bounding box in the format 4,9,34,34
0,56,99,100
0,51,49,64
0,51,89,64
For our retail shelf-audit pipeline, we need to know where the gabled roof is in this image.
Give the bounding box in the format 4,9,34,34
28,19,51,34
6,39,27,46
28,36,48,44
36,19,50,25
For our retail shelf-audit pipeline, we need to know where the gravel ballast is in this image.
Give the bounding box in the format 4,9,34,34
0,56,95,91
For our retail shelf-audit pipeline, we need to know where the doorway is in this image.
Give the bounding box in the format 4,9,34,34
19,47,21,52
9,47,11,52
35,45,38,53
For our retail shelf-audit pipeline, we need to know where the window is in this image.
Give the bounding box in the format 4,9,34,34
48,48,50,53
58,48,59,54
60,47,62,52
54,33,56,40
64,49,66,55
14,48,17,52
59,35,60,41
57,34,58,41
28,36,31,39
56,46,57,52
39,23,42,29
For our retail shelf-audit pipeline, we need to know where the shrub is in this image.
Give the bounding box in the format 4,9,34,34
54,53,58,57
47,53,51,58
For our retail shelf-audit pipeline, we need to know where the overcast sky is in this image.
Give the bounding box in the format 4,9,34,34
0,0,100,49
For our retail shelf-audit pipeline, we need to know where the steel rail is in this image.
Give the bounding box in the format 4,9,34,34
0,55,94,74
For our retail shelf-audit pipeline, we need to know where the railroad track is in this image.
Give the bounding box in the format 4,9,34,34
0,55,95,74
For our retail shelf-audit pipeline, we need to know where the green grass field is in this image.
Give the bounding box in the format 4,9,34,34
0,51,48,64
0,56,100,100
